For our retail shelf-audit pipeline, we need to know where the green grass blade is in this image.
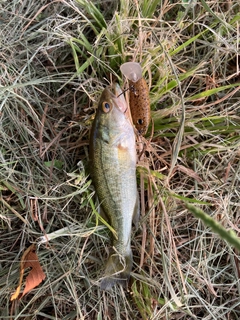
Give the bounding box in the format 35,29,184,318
186,83,240,101
186,204,240,251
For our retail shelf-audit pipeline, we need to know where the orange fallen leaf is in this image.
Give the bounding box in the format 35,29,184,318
11,244,46,300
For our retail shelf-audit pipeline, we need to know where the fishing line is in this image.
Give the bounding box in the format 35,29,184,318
117,87,130,98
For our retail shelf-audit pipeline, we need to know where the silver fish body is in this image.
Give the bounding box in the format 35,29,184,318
89,83,139,290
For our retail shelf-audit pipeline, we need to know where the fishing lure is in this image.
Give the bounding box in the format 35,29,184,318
120,62,150,135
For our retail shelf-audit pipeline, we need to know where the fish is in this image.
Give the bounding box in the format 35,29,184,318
120,62,151,135
89,83,139,290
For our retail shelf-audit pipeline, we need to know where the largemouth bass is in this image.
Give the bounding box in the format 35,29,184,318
89,83,139,290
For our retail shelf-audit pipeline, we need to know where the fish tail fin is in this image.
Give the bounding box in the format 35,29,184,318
100,250,133,291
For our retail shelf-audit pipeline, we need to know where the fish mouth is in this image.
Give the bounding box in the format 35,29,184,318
107,83,122,97
106,83,128,114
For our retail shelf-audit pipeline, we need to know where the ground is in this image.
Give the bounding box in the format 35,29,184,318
0,0,240,319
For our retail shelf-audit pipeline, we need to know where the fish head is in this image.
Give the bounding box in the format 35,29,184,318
98,83,127,115
90,83,134,146
94,84,129,133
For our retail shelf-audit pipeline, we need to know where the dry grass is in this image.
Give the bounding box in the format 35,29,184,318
0,0,240,319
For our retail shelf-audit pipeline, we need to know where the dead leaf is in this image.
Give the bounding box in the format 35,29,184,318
11,244,46,300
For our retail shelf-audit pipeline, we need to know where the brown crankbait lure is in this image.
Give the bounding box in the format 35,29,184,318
120,62,150,135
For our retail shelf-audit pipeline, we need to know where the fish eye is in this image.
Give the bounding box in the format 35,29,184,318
102,101,111,113
137,119,144,125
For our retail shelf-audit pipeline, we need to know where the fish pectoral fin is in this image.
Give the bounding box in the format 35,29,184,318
132,193,140,227
100,250,133,291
